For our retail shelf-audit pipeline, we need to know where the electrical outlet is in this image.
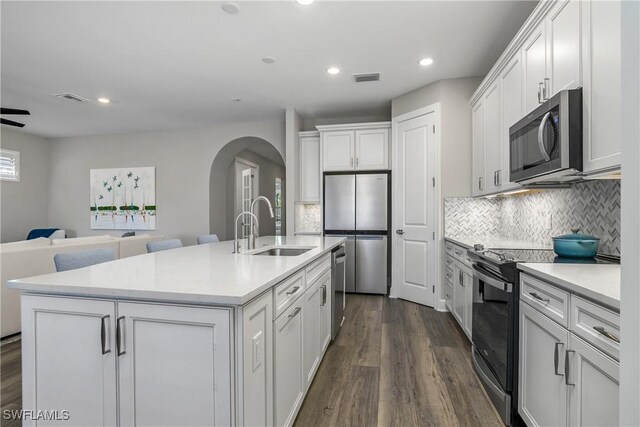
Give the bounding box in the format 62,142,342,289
546,214,553,230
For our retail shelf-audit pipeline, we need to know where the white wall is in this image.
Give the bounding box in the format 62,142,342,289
285,107,303,236
392,77,482,198
47,119,284,245
620,0,640,423
0,128,50,243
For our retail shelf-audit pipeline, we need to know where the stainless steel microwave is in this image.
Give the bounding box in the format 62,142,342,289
509,88,582,184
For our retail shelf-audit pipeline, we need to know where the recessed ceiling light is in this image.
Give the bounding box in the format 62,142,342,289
97,97,110,104
419,57,434,67
296,0,315,5
221,2,240,14
262,56,276,64
233,98,242,102
327,67,340,75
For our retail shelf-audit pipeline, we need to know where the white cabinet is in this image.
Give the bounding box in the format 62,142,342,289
317,270,332,355
523,23,548,113
500,55,524,192
355,128,389,170
462,268,473,338
321,131,355,171
567,334,619,426
582,0,622,173
274,302,305,427
299,132,321,203
445,245,473,340
21,295,118,427
318,123,390,172
519,302,569,427
547,0,582,95
117,302,232,426
483,81,503,193
472,101,485,196
21,295,232,427
302,280,321,389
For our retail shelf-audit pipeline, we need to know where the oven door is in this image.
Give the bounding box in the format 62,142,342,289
472,264,513,392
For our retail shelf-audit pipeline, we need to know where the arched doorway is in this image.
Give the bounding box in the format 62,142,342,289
209,137,285,241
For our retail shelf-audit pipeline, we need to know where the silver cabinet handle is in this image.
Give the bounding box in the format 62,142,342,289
350,157,354,167
288,307,301,319
356,157,359,168
286,286,300,295
593,326,620,343
537,111,553,161
496,170,501,186
529,292,550,303
446,259,452,265
478,177,484,191
446,272,452,279
101,315,111,355
554,342,564,376
564,350,575,386
543,78,550,101
538,82,544,104
446,245,452,251
116,315,126,356
396,229,404,235
321,285,327,306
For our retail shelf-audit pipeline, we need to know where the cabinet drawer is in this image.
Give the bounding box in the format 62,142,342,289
445,242,455,257
445,255,454,270
274,271,306,319
520,273,570,328
452,245,466,262
570,296,620,361
305,253,331,287
444,282,453,310
445,265,454,285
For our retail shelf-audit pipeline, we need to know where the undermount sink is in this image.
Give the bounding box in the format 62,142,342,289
252,248,312,257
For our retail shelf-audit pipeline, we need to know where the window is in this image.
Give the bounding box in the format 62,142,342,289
0,149,20,182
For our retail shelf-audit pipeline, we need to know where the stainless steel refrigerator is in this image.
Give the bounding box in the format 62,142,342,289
324,173,389,295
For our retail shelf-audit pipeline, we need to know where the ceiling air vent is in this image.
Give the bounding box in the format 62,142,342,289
353,73,381,83
53,93,89,103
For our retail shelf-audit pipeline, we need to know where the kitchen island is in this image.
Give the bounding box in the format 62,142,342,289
9,235,345,427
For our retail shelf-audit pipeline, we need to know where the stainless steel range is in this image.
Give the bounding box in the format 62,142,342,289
467,245,620,426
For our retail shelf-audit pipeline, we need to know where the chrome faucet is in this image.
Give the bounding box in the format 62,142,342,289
248,196,275,250
233,211,258,254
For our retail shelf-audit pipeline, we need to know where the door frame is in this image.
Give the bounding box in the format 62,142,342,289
389,103,443,310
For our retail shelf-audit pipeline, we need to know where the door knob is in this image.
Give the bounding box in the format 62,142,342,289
396,229,404,235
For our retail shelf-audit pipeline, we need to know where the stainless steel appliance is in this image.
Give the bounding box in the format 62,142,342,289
324,172,389,295
331,244,346,341
468,246,620,426
509,88,582,185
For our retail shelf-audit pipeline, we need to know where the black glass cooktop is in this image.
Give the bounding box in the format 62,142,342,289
483,248,620,265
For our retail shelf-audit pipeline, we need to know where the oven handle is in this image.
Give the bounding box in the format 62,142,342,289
472,264,512,293
537,111,553,162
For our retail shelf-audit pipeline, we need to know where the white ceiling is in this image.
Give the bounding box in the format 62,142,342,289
1,1,537,138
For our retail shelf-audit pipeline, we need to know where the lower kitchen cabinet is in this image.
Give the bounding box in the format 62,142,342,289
452,263,465,327
302,280,321,389
274,302,305,427
21,295,233,427
519,299,620,427
462,268,473,338
445,244,473,341
317,271,332,355
519,302,569,427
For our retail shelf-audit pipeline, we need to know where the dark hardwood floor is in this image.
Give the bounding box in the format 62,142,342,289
1,337,22,427
0,296,501,427
294,294,502,427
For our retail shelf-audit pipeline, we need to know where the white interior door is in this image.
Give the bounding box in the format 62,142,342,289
235,157,258,239
393,111,437,307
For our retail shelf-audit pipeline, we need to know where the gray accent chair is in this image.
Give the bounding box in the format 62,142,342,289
146,239,183,253
197,234,220,245
54,247,116,272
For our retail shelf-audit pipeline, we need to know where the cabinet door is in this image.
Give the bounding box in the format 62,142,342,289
500,54,524,191
463,269,473,339
274,303,304,427
472,100,486,196
21,295,117,427
547,0,581,95
322,131,355,171
302,282,321,391
519,302,569,427
300,135,321,202
318,270,332,355
117,302,232,427
582,0,622,173
355,128,389,170
567,334,619,427
452,263,465,327
483,81,502,193
523,23,548,113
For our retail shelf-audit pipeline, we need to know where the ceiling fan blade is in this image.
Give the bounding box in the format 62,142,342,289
0,108,30,115
0,118,25,128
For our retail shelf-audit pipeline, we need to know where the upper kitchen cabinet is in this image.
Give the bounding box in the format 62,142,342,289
471,101,485,197
318,122,390,172
546,0,582,95
523,23,548,113
299,131,321,203
582,0,622,174
500,55,525,192
483,81,503,193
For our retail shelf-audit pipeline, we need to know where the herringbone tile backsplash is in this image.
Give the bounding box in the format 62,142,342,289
445,180,621,255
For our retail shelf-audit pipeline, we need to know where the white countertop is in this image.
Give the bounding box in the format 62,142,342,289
518,263,620,310
445,235,552,250
8,235,346,306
